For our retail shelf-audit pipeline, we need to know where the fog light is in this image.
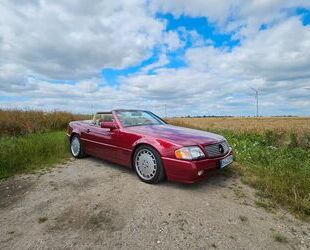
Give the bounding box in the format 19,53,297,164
198,170,204,176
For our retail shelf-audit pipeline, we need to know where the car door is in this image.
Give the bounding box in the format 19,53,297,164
80,123,98,156
86,124,120,162
81,113,120,162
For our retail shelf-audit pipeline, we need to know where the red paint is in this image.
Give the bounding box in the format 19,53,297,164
101,121,117,130
67,110,233,183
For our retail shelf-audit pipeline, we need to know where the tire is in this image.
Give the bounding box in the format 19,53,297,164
133,145,165,184
70,135,85,158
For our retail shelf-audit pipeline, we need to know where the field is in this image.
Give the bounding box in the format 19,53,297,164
0,110,309,219
167,117,310,218
0,109,90,137
0,109,90,178
167,117,310,149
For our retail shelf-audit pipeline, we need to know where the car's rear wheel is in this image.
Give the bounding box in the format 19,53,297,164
133,145,165,184
70,135,85,158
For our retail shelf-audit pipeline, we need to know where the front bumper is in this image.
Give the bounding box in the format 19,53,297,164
162,149,233,183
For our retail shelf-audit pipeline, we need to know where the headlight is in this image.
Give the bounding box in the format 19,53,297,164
175,146,205,160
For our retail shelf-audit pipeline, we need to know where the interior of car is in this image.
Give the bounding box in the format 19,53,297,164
92,112,113,126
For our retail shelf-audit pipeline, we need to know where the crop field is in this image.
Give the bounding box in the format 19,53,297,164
168,117,310,218
167,117,310,149
0,110,309,219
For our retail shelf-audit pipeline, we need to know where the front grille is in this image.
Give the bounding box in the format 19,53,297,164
204,141,229,158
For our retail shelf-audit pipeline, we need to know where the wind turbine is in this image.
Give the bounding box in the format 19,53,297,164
250,88,261,117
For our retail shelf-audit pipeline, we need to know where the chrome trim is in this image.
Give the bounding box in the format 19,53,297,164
204,141,230,158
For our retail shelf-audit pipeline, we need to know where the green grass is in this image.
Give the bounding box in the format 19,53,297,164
225,131,310,218
168,121,310,219
0,131,69,179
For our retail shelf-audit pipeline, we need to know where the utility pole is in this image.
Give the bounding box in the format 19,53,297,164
91,104,94,116
251,88,260,117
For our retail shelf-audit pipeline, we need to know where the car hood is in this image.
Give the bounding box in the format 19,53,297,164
126,124,224,146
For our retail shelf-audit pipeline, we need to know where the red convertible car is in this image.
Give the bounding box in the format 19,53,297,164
67,110,233,184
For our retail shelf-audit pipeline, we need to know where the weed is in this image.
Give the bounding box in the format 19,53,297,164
273,233,289,243
255,200,273,212
38,217,48,223
239,215,248,222
233,187,246,199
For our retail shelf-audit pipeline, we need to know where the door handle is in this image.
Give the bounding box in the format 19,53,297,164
86,128,91,133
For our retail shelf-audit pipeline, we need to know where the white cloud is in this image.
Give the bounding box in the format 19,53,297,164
151,0,310,35
117,17,310,116
0,0,165,81
163,31,185,51
140,54,169,73
186,17,310,83
0,1,309,116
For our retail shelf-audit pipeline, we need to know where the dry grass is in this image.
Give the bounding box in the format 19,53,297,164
167,117,310,149
0,109,90,137
170,117,310,133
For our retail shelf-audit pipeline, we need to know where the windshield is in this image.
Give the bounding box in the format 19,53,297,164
116,110,165,127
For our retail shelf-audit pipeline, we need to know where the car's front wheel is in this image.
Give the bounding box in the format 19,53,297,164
133,145,165,184
70,135,85,158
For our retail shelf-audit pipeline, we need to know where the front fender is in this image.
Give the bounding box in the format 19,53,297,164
132,138,178,158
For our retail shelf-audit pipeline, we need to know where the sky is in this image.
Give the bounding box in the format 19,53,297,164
0,0,310,117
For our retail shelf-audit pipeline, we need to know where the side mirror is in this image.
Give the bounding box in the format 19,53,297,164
101,121,117,130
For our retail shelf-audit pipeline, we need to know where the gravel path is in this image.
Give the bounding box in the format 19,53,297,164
0,158,309,249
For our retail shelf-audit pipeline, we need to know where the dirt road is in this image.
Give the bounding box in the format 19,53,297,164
0,158,309,249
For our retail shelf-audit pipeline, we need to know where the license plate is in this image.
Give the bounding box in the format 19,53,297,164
220,155,233,169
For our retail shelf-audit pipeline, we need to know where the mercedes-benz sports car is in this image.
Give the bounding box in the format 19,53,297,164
67,110,233,184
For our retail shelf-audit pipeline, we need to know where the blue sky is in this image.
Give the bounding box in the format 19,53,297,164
0,1,310,116
101,9,310,88
102,13,240,87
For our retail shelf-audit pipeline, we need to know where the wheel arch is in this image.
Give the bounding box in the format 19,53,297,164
69,131,86,158
131,143,162,168
69,132,79,141
131,142,166,182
